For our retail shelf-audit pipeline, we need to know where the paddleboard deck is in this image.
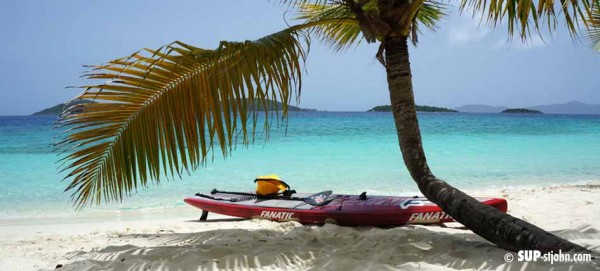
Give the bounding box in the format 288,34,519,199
184,192,508,226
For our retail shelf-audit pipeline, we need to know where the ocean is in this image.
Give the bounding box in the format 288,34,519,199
0,112,599,222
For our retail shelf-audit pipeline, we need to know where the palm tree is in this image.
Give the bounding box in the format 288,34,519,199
58,0,598,253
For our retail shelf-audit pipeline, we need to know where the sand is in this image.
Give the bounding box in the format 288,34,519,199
1,183,599,271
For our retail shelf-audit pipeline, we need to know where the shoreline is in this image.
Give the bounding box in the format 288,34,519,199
1,182,599,270
2,180,598,226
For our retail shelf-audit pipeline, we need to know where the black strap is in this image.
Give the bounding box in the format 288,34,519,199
282,189,296,197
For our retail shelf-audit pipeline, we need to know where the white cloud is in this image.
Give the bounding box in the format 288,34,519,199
447,18,490,46
445,9,550,51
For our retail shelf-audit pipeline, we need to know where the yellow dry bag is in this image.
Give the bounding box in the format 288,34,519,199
254,174,291,196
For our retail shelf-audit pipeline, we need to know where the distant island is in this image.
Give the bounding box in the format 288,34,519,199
501,108,543,114
368,105,457,113
455,104,508,113
455,101,600,115
34,100,599,115
33,99,314,115
32,100,94,115
33,104,65,115
247,99,316,112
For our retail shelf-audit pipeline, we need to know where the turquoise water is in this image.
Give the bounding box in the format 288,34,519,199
0,112,599,220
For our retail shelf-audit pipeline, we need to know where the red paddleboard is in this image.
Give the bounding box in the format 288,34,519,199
184,192,507,227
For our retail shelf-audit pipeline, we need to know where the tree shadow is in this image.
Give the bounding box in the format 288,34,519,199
51,221,600,271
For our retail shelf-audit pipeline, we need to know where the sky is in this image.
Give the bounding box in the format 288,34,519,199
0,0,598,116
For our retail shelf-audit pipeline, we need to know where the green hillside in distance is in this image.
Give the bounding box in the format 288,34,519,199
33,99,314,115
501,108,543,114
32,104,66,115
246,99,316,112
368,105,457,113
32,100,94,115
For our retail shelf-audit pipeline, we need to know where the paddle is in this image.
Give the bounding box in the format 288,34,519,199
209,189,333,206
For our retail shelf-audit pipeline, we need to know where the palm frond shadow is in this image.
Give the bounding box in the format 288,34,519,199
53,223,600,270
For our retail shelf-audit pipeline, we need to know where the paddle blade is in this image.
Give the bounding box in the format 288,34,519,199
304,190,332,206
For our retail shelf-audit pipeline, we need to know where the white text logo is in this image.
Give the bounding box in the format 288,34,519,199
260,211,294,220
408,211,452,223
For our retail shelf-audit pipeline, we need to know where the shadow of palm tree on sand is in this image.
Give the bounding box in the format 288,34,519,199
52,220,599,270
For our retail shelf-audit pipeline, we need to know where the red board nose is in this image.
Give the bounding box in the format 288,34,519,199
489,198,508,213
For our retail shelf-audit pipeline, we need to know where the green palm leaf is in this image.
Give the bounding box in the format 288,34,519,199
57,29,308,207
296,0,445,48
296,3,363,50
589,5,600,50
460,0,599,39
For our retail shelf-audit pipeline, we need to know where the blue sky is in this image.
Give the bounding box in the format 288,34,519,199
0,0,598,115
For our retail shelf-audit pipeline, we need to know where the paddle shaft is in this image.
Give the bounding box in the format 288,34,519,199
211,189,285,198
210,189,332,206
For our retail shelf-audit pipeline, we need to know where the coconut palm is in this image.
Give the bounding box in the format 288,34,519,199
58,0,598,253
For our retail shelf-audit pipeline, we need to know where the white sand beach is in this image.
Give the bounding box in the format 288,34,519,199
1,183,599,271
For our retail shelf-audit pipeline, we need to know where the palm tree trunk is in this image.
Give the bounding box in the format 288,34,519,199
383,35,589,253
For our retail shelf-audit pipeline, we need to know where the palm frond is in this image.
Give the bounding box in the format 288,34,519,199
57,29,308,207
589,5,600,50
295,0,445,49
296,2,363,50
460,0,599,40
418,1,446,31
409,1,447,44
